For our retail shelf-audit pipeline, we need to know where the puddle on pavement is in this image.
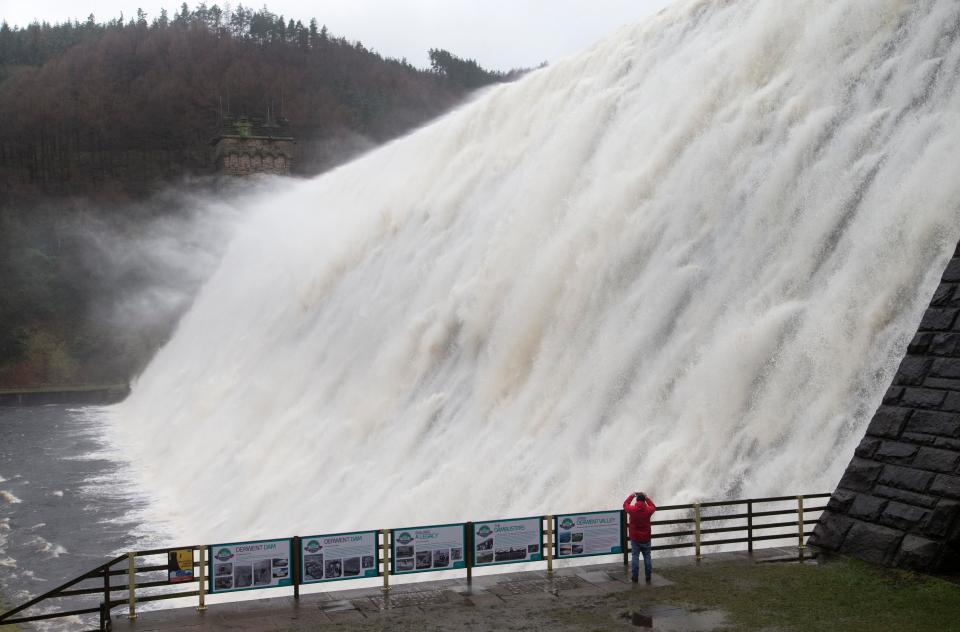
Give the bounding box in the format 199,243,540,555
620,607,729,630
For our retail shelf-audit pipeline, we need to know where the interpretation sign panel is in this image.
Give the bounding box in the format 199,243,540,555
301,531,379,584
167,548,194,584
391,523,466,574
208,538,293,593
554,511,622,558
473,517,542,566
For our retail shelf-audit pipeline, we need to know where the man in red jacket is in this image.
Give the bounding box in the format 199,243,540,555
624,491,656,583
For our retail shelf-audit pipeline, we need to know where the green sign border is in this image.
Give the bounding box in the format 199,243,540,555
553,510,623,559
472,515,544,568
300,529,380,585
390,522,467,575
208,537,294,594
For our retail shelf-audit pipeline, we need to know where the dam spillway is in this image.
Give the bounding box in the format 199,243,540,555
113,0,960,545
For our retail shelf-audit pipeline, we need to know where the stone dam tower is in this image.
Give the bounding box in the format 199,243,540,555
211,114,295,176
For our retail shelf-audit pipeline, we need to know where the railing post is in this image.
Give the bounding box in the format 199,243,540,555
99,600,111,632
465,522,473,584
197,546,207,612
381,529,391,593
747,500,754,554
621,510,629,567
126,552,136,620
292,536,301,601
102,564,111,611
797,495,805,561
545,515,554,574
694,503,702,562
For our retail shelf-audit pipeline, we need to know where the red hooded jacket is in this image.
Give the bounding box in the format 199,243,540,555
624,494,656,542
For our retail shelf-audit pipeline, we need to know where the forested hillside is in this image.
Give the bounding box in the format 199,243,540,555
0,4,524,388
0,4,516,198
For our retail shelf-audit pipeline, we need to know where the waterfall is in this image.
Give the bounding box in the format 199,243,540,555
114,0,960,544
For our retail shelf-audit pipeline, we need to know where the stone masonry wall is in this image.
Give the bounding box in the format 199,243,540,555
810,244,960,571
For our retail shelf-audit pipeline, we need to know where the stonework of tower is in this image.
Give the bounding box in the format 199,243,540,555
212,115,295,176
811,244,960,572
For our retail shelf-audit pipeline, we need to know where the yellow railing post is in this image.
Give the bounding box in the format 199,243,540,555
694,503,702,562
797,495,805,561
197,546,207,611
381,529,391,593
546,515,554,574
126,552,137,620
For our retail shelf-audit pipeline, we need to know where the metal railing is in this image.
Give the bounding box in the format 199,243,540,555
0,492,829,631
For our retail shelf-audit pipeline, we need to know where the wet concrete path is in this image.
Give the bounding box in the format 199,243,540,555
111,547,803,631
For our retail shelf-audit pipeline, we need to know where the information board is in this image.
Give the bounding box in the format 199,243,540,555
554,511,622,558
208,538,293,593
167,549,194,584
301,531,379,584
473,517,542,567
391,523,466,574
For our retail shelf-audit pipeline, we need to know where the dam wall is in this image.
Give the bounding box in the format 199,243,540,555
811,243,960,571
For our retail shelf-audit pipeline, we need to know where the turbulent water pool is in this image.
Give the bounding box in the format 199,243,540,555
0,405,162,624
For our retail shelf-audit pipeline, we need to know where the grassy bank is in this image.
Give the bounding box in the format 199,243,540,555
559,556,960,632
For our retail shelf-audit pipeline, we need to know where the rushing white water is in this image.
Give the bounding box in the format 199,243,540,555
115,0,960,544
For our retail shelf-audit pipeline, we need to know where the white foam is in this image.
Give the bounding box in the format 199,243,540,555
115,0,960,545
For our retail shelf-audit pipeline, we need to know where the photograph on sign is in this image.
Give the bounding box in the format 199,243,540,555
301,531,379,584
208,538,293,593
167,549,194,584
392,523,466,575
473,517,542,567
555,511,622,558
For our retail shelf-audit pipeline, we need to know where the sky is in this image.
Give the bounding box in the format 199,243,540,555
1,0,675,70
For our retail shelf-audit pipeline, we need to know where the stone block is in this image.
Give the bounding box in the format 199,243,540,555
942,392,960,413
854,438,881,459
931,357,960,379
894,357,931,386
849,495,888,521
906,410,960,437
921,500,960,537
931,284,956,307
840,520,903,565
920,308,959,331
943,259,960,282
895,535,941,570
809,513,853,551
901,432,938,446
878,465,934,493
934,436,960,451
873,485,939,508
875,441,918,464
930,474,960,499
826,488,857,513
900,388,947,409
930,333,960,356
915,447,960,473
867,407,911,438
883,387,904,405
838,458,884,492
879,502,927,531
922,377,960,390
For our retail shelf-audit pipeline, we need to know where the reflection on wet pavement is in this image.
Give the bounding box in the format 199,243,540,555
621,607,729,630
